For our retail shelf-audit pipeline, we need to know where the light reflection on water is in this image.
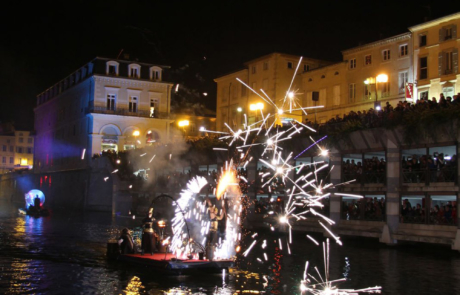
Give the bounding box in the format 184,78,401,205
1,200,460,294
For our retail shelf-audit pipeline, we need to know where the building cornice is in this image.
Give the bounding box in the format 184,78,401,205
409,12,460,32
93,75,173,89
214,69,248,82
301,61,347,75
342,32,411,55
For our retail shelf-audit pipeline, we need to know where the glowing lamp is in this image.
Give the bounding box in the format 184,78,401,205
288,91,295,99
237,107,242,112
25,189,45,208
320,149,329,156
158,220,166,228
178,120,189,127
199,126,205,131
21,159,28,166
279,216,287,224
376,74,388,83
249,102,264,111
132,130,140,137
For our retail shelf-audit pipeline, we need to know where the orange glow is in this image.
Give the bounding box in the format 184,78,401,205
216,170,237,200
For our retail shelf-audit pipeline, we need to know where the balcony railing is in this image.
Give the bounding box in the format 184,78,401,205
402,167,457,184
86,106,169,119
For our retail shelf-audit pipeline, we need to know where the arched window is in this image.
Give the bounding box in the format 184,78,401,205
128,63,141,78
106,61,119,76
150,66,162,81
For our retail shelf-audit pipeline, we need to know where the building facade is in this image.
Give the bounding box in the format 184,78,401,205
409,12,460,100
214,53,331,131
301,33,413,123
0,129,34,174
34,57,173,173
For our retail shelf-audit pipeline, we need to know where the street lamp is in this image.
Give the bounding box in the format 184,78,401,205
365,74,388,110
178,120,190,137
249,102,264,126
132,130,140,149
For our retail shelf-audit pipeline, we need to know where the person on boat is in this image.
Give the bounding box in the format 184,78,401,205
118,228,136,254
141,207,158,255
206,198,225,250
34,195,41,210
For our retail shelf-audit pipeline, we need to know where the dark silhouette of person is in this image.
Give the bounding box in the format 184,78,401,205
118,228,136,254
141,208,158,255
34,195,41,209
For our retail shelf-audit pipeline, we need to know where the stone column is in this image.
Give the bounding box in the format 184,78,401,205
451,144,460,251
329,149,341,223
117,135,125,152
246,159,258,200
380,138,399,245
89,134,103,156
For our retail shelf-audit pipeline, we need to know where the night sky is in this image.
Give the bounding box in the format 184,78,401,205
1,0,459,130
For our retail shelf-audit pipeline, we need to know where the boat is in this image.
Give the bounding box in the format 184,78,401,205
118,253,234,274
18,189,51,217
18,207,51,216
107,241,234,275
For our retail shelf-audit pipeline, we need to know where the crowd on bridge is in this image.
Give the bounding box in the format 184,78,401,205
304,92,460,133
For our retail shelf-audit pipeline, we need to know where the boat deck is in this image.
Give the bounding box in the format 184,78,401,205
117,253,234,274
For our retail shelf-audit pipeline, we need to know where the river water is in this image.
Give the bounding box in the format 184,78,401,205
1,199,460,295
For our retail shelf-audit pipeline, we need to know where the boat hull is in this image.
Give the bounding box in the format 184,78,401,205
116,253,234,275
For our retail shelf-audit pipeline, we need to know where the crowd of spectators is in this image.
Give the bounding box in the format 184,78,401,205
304,93,460,134
342,157,386,184
402,153,457,183
342,197,386,221
400,199,457,225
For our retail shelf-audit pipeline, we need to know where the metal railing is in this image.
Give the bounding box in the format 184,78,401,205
86,106,169,119
402,167,457,184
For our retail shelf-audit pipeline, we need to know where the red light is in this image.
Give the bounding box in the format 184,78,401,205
49,176,52,187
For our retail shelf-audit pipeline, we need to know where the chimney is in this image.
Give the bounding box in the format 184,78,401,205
123,53,130,60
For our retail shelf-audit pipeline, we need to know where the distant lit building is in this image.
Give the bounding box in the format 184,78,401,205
172,108,216,139
34,57,173,172
409,12,460,100
0,124,34,174
302,32,412,123
214,53,331,131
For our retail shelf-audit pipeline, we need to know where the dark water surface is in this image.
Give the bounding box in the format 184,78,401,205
1,200,460,295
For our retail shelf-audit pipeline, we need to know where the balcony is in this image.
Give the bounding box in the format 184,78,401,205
86,106,169,119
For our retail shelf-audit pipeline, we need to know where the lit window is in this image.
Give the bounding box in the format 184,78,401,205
399,71,408,94
150,99,159,118
364,55,372,65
